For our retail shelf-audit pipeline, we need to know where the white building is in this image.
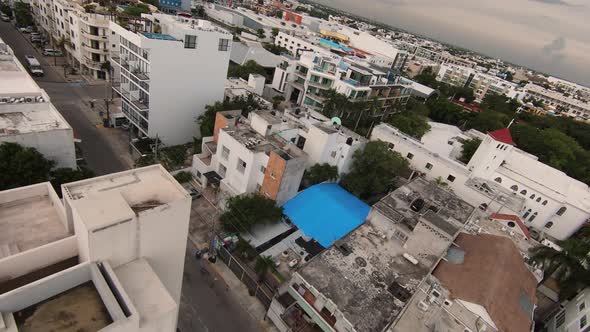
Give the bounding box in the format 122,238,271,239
274,31,330,57
371,122,590,240
525,83,590,121
0,165,190,332
31,0,113,80
109,13,231,145
545,288,590,332
436,64,521,101
0,38,76,168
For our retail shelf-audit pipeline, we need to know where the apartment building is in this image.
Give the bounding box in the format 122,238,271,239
0,37,75,168
0,165,190,331
275,31,329,56
280,51,411,119
371,121,590,241
545,288,590,332
31,0,113,80
110,13,232,145
525,83,590,120
267,177,472,332
436,64,520,101
192,110,307,205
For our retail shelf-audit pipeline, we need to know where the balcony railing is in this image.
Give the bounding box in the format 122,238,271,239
81,30,109,41
112,85,149,111
83,56,102,70
82,43,109,55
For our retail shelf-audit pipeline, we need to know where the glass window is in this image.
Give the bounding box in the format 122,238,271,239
447,175,456,182
237,159,246,174
580,315,587,329
556,206,567,216
555,310,566,328
425,163,433,170
260,165,266,173
218,38,230,51
545,221,553,229
184,34,197,49
407,152,414,160
221,146,229,160
579,302,586,312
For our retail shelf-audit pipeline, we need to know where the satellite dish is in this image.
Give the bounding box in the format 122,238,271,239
331,117,342,126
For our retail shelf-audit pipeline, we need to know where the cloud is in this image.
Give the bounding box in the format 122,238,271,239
542,36,566,54
530,0,570,5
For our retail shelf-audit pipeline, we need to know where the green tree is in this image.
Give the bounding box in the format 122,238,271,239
480,94,519,116
14,1,33,27
124,3,150,17
254,255,274,277
0,142,55,190
505,72,514,82
173,171,193,183
271,27,279,37
459,138,481,164
263,43,290,55
198,95,265,137
388,112,431,138
304,163,338,186
220,194,284,232
322,90,352,118
340,141,409,200
0,3,13,18
271,95,285,108
227,60,267,80
256,28,266,39
413,69,437,88
530,239,590,300
405,98,430,117
467,111,510,133
50,167,94,196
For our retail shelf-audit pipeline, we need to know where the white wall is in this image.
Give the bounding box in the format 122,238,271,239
547,288,590,332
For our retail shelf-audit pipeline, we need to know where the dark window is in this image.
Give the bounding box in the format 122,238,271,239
510,185,518,191
536,197,542,202
556,206,567,216
218,38,230,51
388,142,394,149
530,194,536,199
494,177,502,183
507,221,516,228
545,221,553,228
447,175,456,182
529,212,538,222
184,34,197,48
406,152,414,160
425,163,433,170
523,209,531,219
520,190,527,195
542,200,548,206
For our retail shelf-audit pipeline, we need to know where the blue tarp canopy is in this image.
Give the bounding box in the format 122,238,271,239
282,184,370,247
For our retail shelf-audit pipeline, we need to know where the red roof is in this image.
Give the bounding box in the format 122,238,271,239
488,128,515,145
490,213,530,239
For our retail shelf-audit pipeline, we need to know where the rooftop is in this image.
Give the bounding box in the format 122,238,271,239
0,183,71,256
141,32,177,41
282,184,370,247
488,128,515,145
14,281,112,332
0,106,70,136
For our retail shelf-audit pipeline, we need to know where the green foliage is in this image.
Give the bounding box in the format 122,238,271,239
256,28,265,39
388,112,431,138
309,8,329,20
141,0,160,9
173,171,193,184
305,163,338,186
235,238,257,261
135,155,157,168
505,72,514,82
413,69,437,88
50,167,94,197
263,43,290,55
14,1,33,27
83,4,96,13
272,95,285,108
228,60,267,80
0,3,13,18
254,255,274,276
192,137,202,154
459,138,481,164
340,141,409,200
220,194,284,232
271,27,279,37
530,239,590,300
124,3,150,17
198,94,265,137
160,144,188,170
480,94,519,116
468,111,510,133
0,142,54,190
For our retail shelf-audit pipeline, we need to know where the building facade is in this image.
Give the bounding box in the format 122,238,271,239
545,288,590,332
110,13,232,145
525,83,590,121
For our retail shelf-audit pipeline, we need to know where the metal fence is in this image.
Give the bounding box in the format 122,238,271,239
218,246,273,309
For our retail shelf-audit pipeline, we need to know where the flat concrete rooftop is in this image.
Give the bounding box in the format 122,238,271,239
14,281,112,332
0,188,70,255
0,106,70,136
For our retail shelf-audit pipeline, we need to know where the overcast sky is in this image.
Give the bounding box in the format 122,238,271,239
312,0,590,86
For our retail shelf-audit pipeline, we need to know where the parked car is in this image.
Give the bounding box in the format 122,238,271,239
31,35,45,43
0,14,10,22
42,48,62,56
22,26,34,33
189,188,202,200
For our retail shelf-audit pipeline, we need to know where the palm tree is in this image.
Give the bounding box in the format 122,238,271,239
530,238,590,300
254,255,274,280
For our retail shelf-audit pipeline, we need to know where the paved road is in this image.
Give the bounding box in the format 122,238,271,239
179,239,263,332
0,20,127,175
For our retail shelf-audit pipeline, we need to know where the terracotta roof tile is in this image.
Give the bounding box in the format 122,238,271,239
488,128,515,145
489,213,531,239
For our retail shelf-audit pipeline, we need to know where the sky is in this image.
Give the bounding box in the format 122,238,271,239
312,0,590,86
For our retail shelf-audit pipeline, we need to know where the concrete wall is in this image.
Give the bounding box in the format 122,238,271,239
275,154,307,205
546,288,590,332
0,236,77,281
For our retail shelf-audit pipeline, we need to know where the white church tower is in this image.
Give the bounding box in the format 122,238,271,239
467,128,515,178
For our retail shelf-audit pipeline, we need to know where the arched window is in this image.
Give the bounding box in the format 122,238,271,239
556,206,567,216
530,194,535,199
496,144,501,149
507,221,516,228
536,197,542,203
510,185,518,191
542,200,548,206
529,212,538,222
523,209,532,219
545,221,553,229
494,177,502,183
520,190,527,195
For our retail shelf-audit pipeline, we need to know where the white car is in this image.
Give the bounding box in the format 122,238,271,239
0,14,9,22
43,49,62,56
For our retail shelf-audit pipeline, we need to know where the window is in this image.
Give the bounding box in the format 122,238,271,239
555,310,566,328
510,185,518,191
237,159,247,173
218,164,227,177
494,177,502,183
331,151,337,158
579,302,586,311
523,209,531,219
581,315,587,329
221,146,229,160
529,212,538,222
447,175,456,183
184,34,197,48
545,221,553,228
388,142,394,149
425,163,433,170
218,38,230,51
407,152,414,160
542,200,548,206
530,194,536,199
520,190,527,195
536,197,542,202
556,206,567,216
260,165,266,173
255,183,262,192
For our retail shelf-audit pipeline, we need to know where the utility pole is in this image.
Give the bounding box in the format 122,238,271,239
104,98,110,127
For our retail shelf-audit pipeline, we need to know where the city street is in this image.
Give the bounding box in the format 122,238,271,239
0,20,128,175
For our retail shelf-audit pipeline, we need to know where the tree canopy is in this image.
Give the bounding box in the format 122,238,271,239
340,141,409,200
227,60,268,81
14,1,33,27
124,3,150,17
220,194,284,232
198,95,266,137
388,112,431,138
304,163,338,186
459,138,481,164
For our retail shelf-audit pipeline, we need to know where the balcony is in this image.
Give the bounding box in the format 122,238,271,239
81,30,109,41
83,56,103,70
112,85,149,111
82,43,109,55
287,284,336,332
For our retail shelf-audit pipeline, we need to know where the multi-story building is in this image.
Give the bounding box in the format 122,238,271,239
0,37,76,168
267,177,472,332
31,0,113,80
110,13,232,145
371,121,590,241
545,287,590,332
274,31,330,56
524,83,590,121
0,165,190,331
436,64,521,101
279,51,411,120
